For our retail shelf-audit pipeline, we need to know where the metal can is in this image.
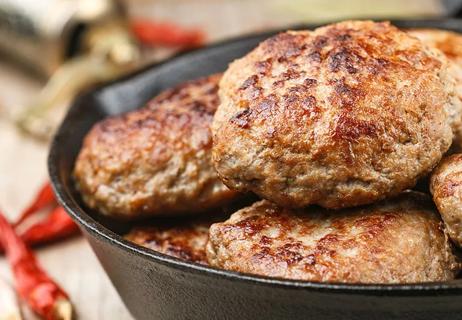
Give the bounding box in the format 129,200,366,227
0,0,126,77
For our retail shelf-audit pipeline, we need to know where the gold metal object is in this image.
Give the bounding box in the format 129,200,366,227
0,0,127,77
17,50,136,139
0,0,139,140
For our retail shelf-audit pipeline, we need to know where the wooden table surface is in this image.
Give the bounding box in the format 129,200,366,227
0,1,441,319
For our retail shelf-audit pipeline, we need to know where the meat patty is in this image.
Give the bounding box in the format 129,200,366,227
74,74,239,219
430,153,462,247
408,28,462,150
125,217,214,264
124,197,256,263
212,21,455,209
207,193,459,283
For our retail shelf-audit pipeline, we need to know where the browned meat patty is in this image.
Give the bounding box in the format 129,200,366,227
125,217,213,264
430,153,462,247
408,28,462,150
74,74,240,219
212,21,456,209
124,197,257,264
207,193,459,283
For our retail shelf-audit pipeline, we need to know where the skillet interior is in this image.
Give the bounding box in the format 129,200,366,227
49,18,462,320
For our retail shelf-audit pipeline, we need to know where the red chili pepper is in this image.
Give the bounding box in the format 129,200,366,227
0,211,73,320
15,182,56,227
20,206,80,247
0,208,78,253
132,19,205,49
3,180,80,252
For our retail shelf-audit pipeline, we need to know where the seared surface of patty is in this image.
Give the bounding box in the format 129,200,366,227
124,197,256,263
74,74,239,219
207,194,459,283
408,28,462,150
430,153,462,247
125,217,213,264
213,21,455,209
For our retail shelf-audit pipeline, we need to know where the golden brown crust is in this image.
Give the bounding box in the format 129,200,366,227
213,21,454,209
125,216,215,264
408,29,462,64
408,28,462,150
430,153,462,247
207,193,459,283
74,74,240,219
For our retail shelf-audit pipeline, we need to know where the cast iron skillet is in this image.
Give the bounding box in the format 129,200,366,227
49,19,462,320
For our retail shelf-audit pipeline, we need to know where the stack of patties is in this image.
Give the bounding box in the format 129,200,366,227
74,20,462,284
209,20,462,283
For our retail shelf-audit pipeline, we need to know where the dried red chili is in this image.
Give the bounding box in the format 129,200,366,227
20,206,80,247
132,19,205,49
0,211,73,320
8,180,80,249
15,182,56,227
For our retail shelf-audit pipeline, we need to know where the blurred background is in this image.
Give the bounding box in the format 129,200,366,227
0,0,460,319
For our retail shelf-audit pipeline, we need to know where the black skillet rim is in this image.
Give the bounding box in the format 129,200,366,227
49,18,462,296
